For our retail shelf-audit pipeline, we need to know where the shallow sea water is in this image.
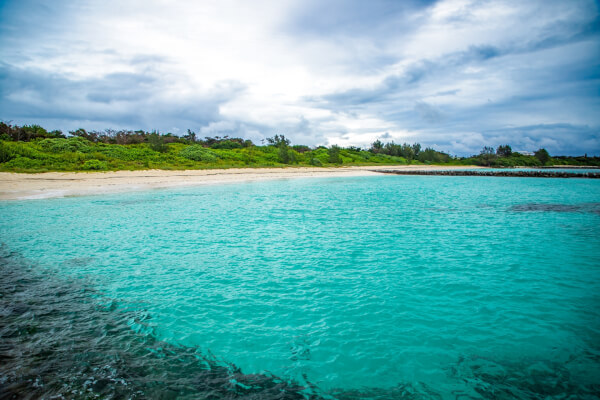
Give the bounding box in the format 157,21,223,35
1,175,600,399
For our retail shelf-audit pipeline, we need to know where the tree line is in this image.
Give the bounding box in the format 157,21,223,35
1,122,598,170
0,122,253,149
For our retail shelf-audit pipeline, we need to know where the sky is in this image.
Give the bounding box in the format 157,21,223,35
0,0,599,156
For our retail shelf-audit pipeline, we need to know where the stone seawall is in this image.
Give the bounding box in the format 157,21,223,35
372,170,600,178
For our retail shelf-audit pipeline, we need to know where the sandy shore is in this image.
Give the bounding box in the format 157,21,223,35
0,165,480,200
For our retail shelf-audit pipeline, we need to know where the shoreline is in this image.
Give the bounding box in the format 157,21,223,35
0,165,480,200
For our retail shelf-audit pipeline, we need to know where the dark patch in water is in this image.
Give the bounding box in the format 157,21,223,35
289,336,312,362
0,249,319,399
2,247,599,399
117,198,163,206
509,203,600,214
63,256,96,268
424,207,459,213
510,203,581,212
448,355,600,400
332,382,441,400
90,198,164,207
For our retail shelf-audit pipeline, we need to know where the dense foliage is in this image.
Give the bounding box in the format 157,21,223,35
459,144,600,167
0,123,411,172
0,122,598,172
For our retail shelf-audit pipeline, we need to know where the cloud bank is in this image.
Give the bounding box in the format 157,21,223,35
0,0,598,155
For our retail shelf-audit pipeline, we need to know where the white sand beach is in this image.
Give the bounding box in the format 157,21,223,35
0,165,481,200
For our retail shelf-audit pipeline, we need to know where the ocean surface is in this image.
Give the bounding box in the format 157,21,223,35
1,175,600,399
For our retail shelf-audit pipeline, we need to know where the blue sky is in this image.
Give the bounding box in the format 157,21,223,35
0,0,598,155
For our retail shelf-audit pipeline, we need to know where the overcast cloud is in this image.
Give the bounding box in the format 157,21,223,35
0,0,598,155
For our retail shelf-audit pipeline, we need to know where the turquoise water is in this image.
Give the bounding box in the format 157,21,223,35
1,175,600,398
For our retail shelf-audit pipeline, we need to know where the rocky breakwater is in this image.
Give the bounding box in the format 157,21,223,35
372,170,600,178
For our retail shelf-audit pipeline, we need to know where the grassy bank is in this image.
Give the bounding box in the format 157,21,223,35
1,123,598,172
0,138,411,173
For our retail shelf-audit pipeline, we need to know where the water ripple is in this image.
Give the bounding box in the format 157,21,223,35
1,176,600,399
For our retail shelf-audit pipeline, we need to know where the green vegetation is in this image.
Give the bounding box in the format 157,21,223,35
459,144,600,167
328,145,342,164
0,123,410,172
179,145,218,162
1,122,598,172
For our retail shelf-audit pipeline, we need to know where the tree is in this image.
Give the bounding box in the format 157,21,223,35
70,128,98,142
383,141,402,157
22,124,48,140
481,146,495,155
266,135,293,164
401,143,415,162
534,148,550,165
278,145,292,164
266,134,290,147
496,144,512,157
328,145,342,164
370,139,383,153
479,146,497,166
418,147,450,163
411,143,421,157
184,129,197,143
148,132,168,153
308,153,322,166
0,141,16,163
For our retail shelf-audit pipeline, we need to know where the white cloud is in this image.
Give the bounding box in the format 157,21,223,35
0,0,598,154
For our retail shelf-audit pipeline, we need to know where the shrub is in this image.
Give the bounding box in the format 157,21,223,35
496,144,512,157
310,148,329,165
309,155,322,166
278,146,291,164
292,145,311,153
534,148,550,165
100,145,154,161
328,145,342,164
215,149,247,162
39,137,91,153
0,142,16,163
179,145,218,162
82,160,108,170
148,133,168,153
211,140,243,149
3,156,45,169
